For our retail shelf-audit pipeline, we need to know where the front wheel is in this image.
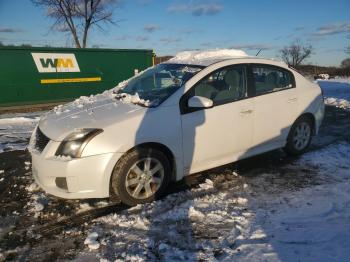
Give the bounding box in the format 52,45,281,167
284,116,313,155
110,148,171,206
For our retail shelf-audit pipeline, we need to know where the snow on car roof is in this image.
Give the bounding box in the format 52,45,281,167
167,49,250,66
167,48,287,67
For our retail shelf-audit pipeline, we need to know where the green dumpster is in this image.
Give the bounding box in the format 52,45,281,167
0,46,153,107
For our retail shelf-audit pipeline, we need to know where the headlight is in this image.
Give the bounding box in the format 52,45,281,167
55,128,103,158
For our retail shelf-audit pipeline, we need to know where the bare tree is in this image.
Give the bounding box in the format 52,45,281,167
31,0,120,48
280,41,313,67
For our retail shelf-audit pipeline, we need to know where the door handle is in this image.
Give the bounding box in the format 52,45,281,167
287,98,297,103
240,109,253,114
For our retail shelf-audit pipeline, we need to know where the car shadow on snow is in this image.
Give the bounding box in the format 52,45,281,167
132,92,205,260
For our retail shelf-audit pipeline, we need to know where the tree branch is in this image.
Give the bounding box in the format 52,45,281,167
31,0,120,48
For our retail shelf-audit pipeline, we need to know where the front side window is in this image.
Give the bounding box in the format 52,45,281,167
191,65,247,105
252,65,294,96
117,63,203,107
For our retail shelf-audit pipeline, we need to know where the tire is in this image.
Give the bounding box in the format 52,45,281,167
284,116,313,156
110,147,171,206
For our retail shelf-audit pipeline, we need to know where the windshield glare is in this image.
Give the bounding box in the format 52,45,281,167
116,63,203,107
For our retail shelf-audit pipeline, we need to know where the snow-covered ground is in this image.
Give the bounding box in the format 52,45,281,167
0,112,42,153
73,142,350,262
318,78,350,110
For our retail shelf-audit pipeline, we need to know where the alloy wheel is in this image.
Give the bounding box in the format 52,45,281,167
293,122,311,151
125,157,164,200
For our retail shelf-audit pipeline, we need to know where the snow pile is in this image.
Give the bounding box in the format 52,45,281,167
78,203,93,213
51,70,154,118
168,49,249,66
32,201,44,212
76,200,109,213
324,97,350,109
318,80,350,109
84,232,100,250
198,178,214,190
52,93,113,116
27,192,48,217
26,182,39,193
115,93,151,107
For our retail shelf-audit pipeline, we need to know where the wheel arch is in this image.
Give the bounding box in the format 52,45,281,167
110,142,177,187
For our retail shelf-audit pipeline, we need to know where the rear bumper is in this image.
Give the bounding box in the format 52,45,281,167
31,151,123,199
314,98,325,134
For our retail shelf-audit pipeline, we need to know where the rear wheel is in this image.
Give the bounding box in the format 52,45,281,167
285,116,313,155
110,148,171,206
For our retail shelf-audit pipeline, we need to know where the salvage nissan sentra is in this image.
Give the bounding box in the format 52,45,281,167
29,50,324,206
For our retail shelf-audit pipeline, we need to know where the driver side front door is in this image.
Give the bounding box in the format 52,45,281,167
180,64,254,175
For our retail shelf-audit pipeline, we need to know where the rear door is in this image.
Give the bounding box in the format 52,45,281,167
250,64,298,150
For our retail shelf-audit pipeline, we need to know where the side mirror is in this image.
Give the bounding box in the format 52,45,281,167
188,96,213,109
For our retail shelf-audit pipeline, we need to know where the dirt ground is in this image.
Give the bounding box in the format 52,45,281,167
0,105,349,261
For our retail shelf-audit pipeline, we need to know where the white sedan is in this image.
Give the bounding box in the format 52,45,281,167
29,50,324,206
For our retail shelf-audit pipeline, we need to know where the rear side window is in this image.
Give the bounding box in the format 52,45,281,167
252,65,294,96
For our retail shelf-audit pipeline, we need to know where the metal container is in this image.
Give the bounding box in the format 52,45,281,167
0,46,153,107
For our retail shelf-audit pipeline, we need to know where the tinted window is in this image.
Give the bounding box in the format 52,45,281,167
192,65,247,105
252,65,294,96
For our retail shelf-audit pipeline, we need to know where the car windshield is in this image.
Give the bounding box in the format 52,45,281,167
116,63,204,107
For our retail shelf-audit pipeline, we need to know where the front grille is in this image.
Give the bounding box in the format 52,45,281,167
35,128,50,153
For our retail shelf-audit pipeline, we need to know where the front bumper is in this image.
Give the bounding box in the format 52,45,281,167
31,150,123,199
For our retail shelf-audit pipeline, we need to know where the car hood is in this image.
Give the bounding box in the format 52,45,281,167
39,97,145,141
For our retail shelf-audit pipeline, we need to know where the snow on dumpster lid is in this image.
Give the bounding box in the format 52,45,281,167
168,49,249,66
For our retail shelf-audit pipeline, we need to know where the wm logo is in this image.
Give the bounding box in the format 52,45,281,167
40,58,74,69
32,53,80,73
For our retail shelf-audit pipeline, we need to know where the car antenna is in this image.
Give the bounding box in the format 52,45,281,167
255,49,262,56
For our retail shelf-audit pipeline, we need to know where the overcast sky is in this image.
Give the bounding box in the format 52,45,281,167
0,0,349,66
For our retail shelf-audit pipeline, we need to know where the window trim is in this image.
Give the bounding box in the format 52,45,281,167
249,63,296,97
180,64,252,114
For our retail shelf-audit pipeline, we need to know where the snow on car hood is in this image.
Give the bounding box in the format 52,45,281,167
38,91,146,141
